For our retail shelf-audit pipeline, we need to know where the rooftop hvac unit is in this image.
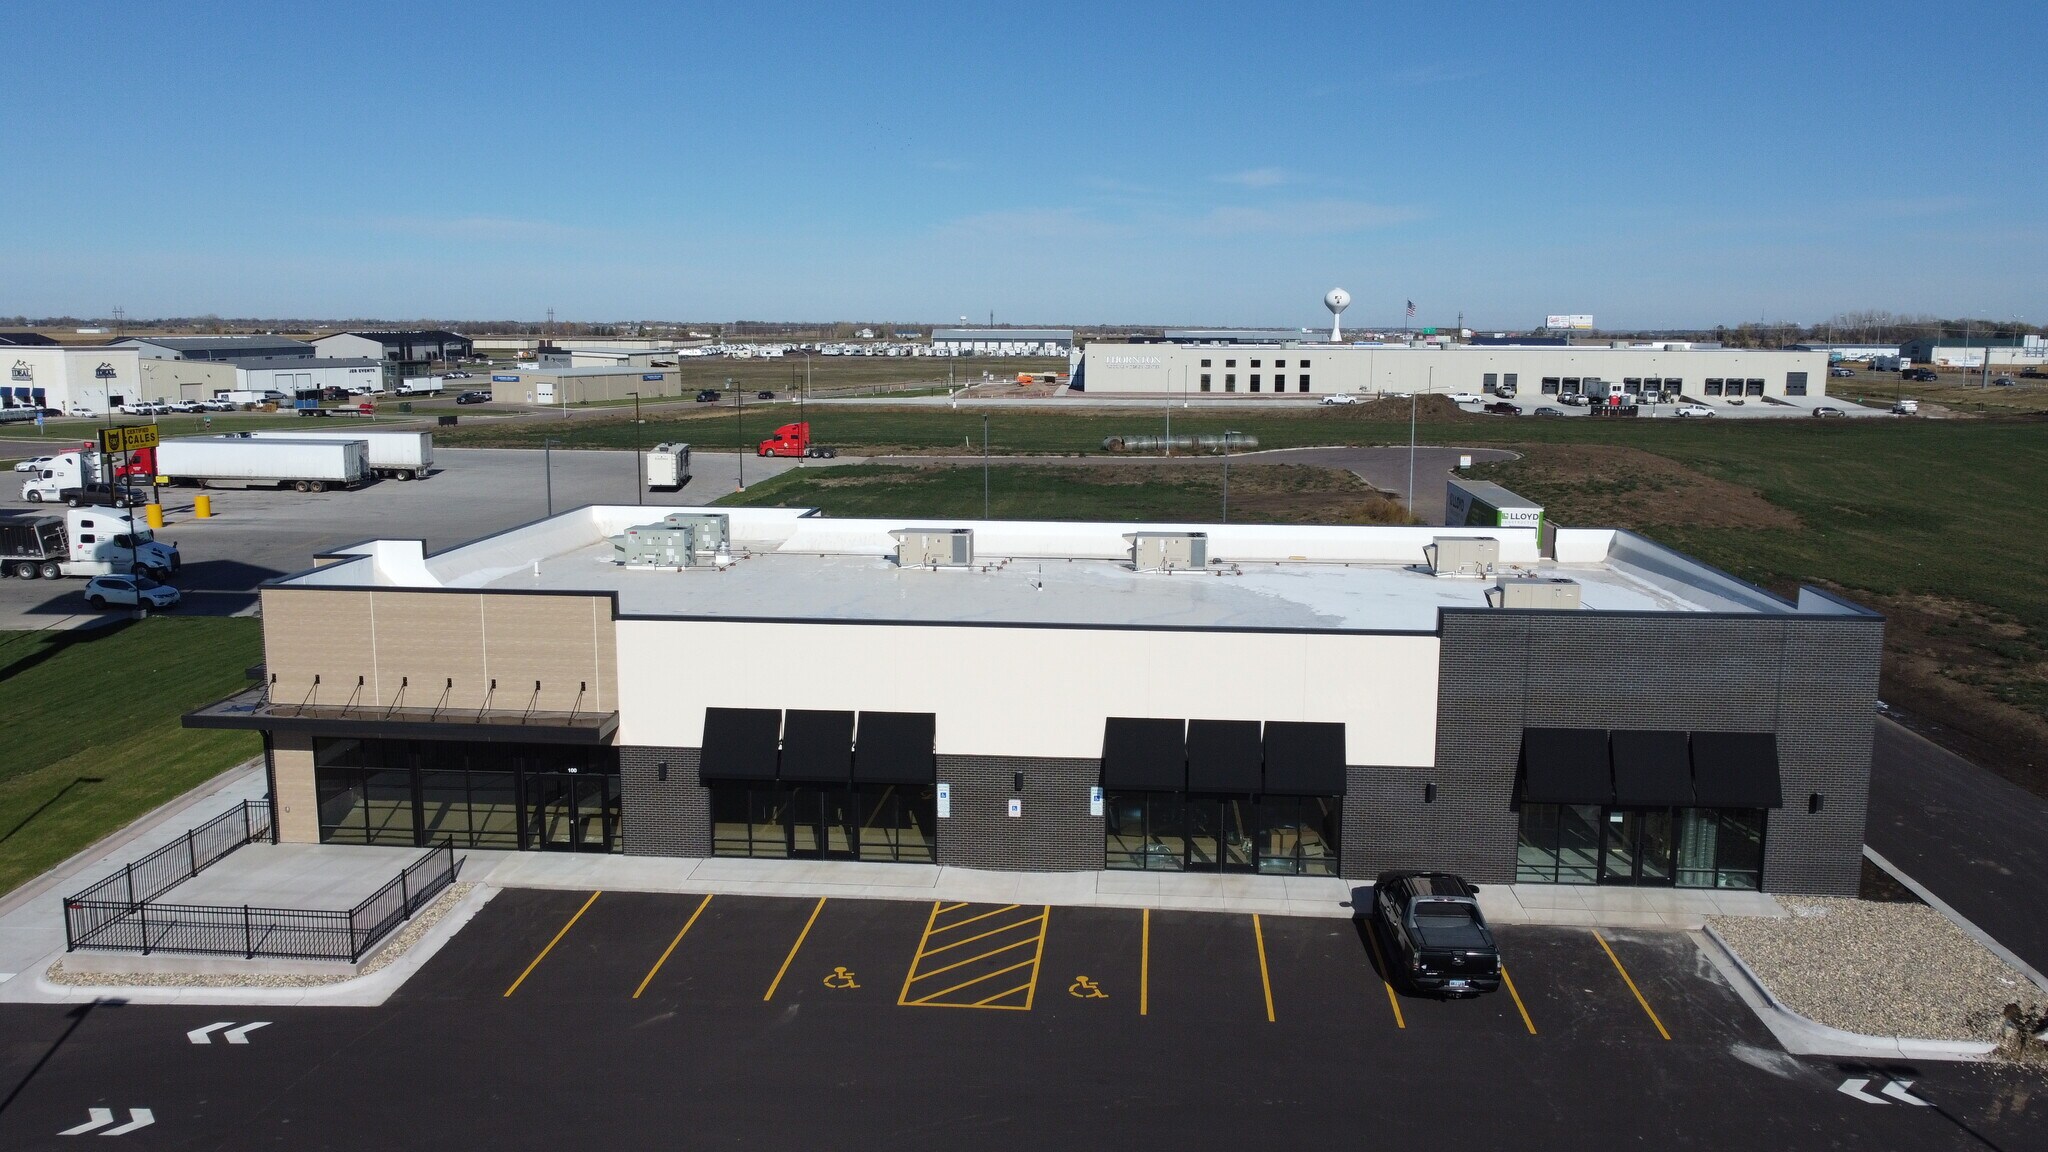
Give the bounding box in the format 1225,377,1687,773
890,528,973,567
1489,576,1582,609
1126,531,1208,572
1425,536,1500,577
616,522,698,568
661,512,730,559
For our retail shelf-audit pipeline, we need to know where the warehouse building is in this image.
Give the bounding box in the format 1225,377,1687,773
1899,335,2047,368
3,345,142,413
1075,342,1830,404
930,328,1072,356
187,501,1881,895
485,365,682,405
118,335,316,361
312,330,473,369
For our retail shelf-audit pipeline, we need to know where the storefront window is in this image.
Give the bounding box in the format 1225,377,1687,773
1526,803,1763,887
709,784,937,864
312,738,617,852
1107,791,1337,875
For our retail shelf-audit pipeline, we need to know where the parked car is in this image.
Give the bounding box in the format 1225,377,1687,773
1532,406,1564,417
65,405,98,418
260,390,289,402
1446,392,1482,405
756,390,775,400
167,400,201,413
1366,872,1501,998
442,371,472,380
1811,405,1845,418
1892,398,1920,416
1829,366,1854,378
1675,403,1716,417
1993,376,2017,387
455,390,491,404
1903,368,1939,382
2022,368,2046,379
1319,394,1360,406
1557,393,1587,406
13,455,53,473
1483,401,1520,416
695,390,722,403
199,399,236,412
83,573,180,610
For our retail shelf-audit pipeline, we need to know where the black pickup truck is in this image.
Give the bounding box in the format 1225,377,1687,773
1367,871,1502,998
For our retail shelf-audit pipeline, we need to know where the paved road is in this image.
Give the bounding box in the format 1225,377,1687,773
1867,716,2048,979
0,891,2029,1150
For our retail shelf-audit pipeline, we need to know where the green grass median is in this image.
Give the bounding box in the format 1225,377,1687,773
0,616,262,900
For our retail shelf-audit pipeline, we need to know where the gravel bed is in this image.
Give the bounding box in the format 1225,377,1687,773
1711,897,2040,1043
47,882,477,989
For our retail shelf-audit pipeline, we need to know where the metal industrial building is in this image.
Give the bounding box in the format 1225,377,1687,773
188,504,1881,895
4,345,142,413
485,366,682,405
118,335,317,361
1899,335,2047,368
311,330,474,368
1076,342,1831,404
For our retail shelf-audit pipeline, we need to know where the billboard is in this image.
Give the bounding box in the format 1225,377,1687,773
1544,315,1595,331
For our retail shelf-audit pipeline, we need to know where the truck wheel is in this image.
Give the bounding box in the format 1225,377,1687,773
757,447,769,457
24,490,42,502
294,480,312,493
64,494,82,507
309,480,327,493
40,561,62,579
821,448,837,458
131,563,148,576
12,561,36,579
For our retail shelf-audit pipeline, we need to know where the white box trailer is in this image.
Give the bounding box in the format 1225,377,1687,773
243,430,433,480
156,436,369,493
646,442,690,490
397,377,443,396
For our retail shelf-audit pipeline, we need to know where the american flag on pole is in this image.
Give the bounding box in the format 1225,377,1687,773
1405,300,1417,319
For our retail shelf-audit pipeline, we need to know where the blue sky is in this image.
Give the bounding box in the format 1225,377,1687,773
5,0,2043,328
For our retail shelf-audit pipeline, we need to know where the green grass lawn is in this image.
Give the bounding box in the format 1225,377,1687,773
0,617,262,899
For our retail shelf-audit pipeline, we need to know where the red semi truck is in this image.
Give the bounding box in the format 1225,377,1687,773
756,422,838,458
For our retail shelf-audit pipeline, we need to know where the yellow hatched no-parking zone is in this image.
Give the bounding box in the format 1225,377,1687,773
897,901,1051,1010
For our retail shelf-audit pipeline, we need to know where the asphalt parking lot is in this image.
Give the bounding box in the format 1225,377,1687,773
3,890,2031,1150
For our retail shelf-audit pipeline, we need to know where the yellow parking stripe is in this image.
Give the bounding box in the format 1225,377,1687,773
928,903,1022,935
1252,914,1276,1023
1500,964,1537,1034
1023,905,1050,1010
763,897,826,1002
632,894,713,1000
503,890,600,998
897,900,944,1004
1361,919,1406,1029
1139,909,1151,1016
934,901,969,915
907,957,1040,1005
972,982,1036,1008
905,934,1040,984
1593,930,1671,1040
918,912,1046,958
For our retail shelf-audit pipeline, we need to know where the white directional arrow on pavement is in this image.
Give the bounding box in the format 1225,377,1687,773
1837,1077,1890,1104
102,1109,155,1135
58,1108,114,1135
1881,1079,1932,1106
187,1020,270,1044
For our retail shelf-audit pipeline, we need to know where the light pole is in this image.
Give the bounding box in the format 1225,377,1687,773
1164,367,1172,458
543,438,557,516
628,391,643,504
1221,429,1240,523
733,378,744,491
982,413,990,519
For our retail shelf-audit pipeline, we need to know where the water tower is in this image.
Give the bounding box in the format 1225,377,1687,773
1324,287,1351,342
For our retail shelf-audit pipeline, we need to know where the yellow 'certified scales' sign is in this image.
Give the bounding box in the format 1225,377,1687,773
100,425,160,453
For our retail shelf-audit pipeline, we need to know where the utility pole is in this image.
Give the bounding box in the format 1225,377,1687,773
733,378,744,491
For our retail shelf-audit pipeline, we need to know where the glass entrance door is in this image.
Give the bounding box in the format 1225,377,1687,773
786,788,856,860
1183,797,1258,873
528,772,617,853
1600,809,1676,886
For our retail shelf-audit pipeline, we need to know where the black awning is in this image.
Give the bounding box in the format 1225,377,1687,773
779,709,856,783
1610,730,1695,807
1101,717,1186,791
699,707,782,781
853,711,936,785
1186,719,1263,793
1690,732,1784,809
1520,728,1613,805
1260,722,1347,796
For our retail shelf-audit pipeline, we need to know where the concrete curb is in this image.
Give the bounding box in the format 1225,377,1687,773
1697,924,1995,1062
11,883,497,1008
1863,843,2048,996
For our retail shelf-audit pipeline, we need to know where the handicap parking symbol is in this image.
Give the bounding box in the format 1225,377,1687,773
822,966,860,990
1067,975,1108,1000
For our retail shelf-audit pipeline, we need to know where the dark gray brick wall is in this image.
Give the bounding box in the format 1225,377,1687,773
936,754,1103,872
620,746,707,858
1367,610,1882,895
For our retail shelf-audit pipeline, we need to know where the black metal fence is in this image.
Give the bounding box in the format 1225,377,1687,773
62,800,272,947
65,842,460,964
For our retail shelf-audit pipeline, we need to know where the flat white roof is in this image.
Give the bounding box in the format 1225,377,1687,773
280,507,1852,632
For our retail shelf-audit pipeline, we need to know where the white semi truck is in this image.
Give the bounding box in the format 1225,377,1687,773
646,442,691,490
244,430,433,480
0,507,180,580
155,436,369,493
20,450,152,507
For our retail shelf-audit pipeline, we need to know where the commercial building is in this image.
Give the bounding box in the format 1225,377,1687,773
312,330,473,368
485,366,682,405
930,328,1072,356
536,347,680,370
1074,342,1830,404
1899,335,2047,368
117,335,316,361
3,346,142,413
188,501,1880,895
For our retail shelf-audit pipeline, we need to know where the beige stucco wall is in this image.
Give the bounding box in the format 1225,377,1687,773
139,358,234,401
272,731,318,844
259,587,618,715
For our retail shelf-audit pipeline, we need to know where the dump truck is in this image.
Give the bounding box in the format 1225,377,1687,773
154,435,370,492
0,506,180,580
244,430,432,480
756,422,838,458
